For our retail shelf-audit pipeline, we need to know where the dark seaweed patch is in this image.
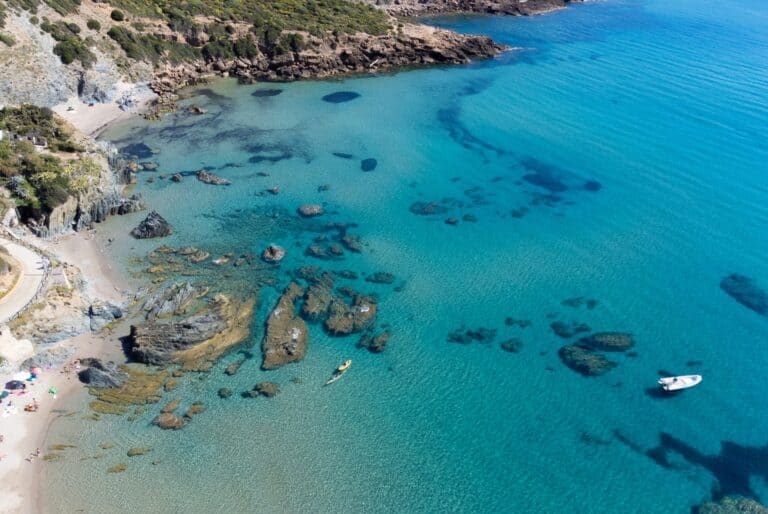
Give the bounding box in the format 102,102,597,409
720,274,768,317
322,91,360,103
520,157,569,193
437,106,507,156
360,158,377,172
583,180,602,192
121,142,153,159
333,152,354,159
251,89,283,98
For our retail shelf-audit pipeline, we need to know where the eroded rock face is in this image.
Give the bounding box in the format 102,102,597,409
141,282,209,320
131,211,173,239
129,295,253,371
196,169,231,185
261,282,308,369
324,295,377,336
558,345,617,376
78,358,130,388
720,273,768,317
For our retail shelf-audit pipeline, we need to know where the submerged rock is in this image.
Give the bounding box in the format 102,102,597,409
720,273,768,317
447,326,497,344
558,345,617,376
253,381,280,397
695,496,768,514
578,332,634,352
154,412,185,430
261,282,308,369
360,158,377,172
218,388,233,399
297,204,324,217
550,320,591,339
196,169,231,186
365,272,395,285
322,91,360,103
127,447,152,457
224,359,244,376
357,331,390,353
130,211,173,239
500,339,523,353
78,358,130,389
409,201,449,216
504,317,532,328
262,244,286,263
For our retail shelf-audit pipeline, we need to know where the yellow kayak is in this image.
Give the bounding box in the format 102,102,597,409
325,360,352,386
337,359,352,372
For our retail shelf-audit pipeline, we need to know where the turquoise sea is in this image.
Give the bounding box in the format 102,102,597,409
42,0,768,512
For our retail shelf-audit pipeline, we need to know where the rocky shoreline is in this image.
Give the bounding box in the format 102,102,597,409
149,23,505,102
384,0,581,17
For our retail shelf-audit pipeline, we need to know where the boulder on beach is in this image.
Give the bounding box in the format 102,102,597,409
262,245,286,263
261,282,308,369
78,358,130,388
88,302,123,331
130,211,173,239
297,204,324,217
196,169,231,185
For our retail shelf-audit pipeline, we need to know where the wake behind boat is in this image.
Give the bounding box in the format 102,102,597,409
325,360,352,386
658,374,702,391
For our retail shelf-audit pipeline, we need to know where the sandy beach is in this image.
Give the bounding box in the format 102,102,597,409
0,228,133,514
51,81,155,138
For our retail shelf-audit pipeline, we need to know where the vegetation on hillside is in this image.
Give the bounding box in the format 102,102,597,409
41,19,96,67
0,106,101,212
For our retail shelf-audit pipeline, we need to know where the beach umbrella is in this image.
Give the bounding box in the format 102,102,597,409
5,380,26,390
30,367,42,375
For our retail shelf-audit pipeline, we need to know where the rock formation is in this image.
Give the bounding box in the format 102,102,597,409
130,211,173,239
141,282,209,320
88,302,124,331
78,358,130,388
324,295,377,335
129,295,254,371
558,344,617,376
297,204,324,217
262,245,286,263
196,169,231,185
261,282,308,369
577,332,634,352
384,0,578,16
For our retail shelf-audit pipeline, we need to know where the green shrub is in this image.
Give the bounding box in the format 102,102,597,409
86,19,100,31
30,15,39,25
65,22,80,33
0,33,15,46
110,9,125,21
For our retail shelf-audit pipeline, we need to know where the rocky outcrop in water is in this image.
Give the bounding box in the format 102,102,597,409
78,358,130,389
261,282,308,369
141,282,209,320
357,331,390,353
196,169,231,186
129,295,253,371
262,245,286,263
131,211,173,239
324,294,377,335
720,273,768,317
297,204,324,217
577,332,634,352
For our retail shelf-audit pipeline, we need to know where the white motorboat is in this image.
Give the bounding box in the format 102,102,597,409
658,374,702,391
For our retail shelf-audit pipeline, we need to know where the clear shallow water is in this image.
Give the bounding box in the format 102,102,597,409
42,0,768,512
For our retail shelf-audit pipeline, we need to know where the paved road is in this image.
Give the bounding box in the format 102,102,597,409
0,238,47,324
